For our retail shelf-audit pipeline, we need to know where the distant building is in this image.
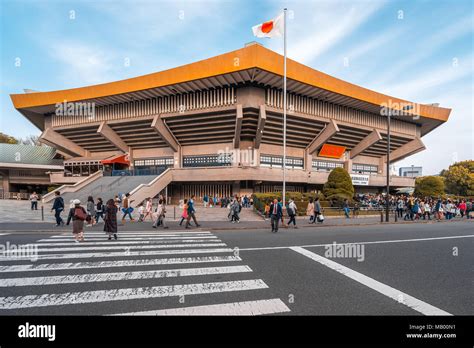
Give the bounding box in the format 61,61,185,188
0,144,63,199
399,166,423,178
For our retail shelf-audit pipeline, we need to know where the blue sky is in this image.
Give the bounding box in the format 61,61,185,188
1,0,472,174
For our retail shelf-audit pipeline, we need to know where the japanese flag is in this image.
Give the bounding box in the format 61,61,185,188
252,13,284,38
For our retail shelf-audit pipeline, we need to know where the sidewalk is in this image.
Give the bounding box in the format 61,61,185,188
1,215,469,233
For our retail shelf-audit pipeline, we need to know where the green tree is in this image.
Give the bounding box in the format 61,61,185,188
0,132,18,144
443,162,474,196
414,176,445,197
323,167,354,204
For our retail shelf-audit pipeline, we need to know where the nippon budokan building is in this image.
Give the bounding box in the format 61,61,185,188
10,43,450,204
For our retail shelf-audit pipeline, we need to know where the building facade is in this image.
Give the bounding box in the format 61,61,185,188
10,43,451,203
399,166,423,178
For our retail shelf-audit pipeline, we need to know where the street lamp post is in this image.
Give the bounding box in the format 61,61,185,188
386,111,391,222
386,105,413,222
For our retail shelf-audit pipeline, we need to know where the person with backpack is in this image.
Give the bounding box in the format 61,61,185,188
104,198,118,240
51,191,65,226
66,199,86,242
95,198,104,224
287,198,298,228
185,195,201,229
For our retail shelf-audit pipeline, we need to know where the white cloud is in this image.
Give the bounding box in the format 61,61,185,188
266,0,387,64
395,88,473,174
371,15,473,87
48,41,116,85
376,54,473,100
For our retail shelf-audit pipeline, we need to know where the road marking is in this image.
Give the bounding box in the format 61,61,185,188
238,234,474,251
290,246,452,316
0,233,9,236
0,265,253,287
0,256,242,273
53,231,211,237
35,239,222,246
115,298,291,316
49,233,212,239
27,243,226,253
38,235,218,243
0,248,234,261
0,279,268,309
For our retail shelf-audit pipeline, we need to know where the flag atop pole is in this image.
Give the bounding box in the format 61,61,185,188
252,10,288,211
252,13,284,38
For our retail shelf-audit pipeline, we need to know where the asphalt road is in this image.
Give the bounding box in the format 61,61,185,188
0,220,472,315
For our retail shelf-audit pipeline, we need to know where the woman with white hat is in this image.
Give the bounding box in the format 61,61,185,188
66,199,87,242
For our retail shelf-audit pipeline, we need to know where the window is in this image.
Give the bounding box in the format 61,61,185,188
183,154,232,167
260,154,304,169
134,158,174,167
312,160,344,171
352,163,378,175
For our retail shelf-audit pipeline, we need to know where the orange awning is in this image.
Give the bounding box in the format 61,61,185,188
101,154,130,165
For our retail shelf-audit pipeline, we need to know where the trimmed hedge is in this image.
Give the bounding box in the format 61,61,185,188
252,192,329,216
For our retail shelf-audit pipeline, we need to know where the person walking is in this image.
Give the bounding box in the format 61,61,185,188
185,195,200,229
343,199,350,219
423,200,431,220
51,191,65,226
104,198,118,240
137,203,145,222
230,197,241,223
396,197,404,218
312,197,323,223
153,199,169,229
66,199,86,243
86,196,96,226
307,198,315,223
95,198,104,224
459,200,467,218
466,199,472,219
29,192,39,210
121,193,134,223
179,199,191,226
269,198,283,233
143,197,153,221
287,198,298,228
203,194,209,208
433,199,443,221
264,201,271,221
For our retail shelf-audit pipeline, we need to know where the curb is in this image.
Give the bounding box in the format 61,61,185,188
0,219,470,233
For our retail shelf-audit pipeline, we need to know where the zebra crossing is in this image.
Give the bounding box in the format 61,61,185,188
0,230,290,315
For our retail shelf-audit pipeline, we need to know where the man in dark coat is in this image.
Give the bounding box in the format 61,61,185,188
51,191,64,226
269,198,283,233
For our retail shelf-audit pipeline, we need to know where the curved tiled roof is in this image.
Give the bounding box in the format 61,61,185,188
0,144,62,166
10,44,450,123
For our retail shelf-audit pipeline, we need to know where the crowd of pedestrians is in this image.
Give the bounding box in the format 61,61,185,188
44,189,472,241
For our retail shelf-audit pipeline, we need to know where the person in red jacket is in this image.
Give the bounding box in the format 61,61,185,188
458,200,467,218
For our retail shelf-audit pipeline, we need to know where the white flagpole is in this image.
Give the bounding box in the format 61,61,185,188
282,8,287,211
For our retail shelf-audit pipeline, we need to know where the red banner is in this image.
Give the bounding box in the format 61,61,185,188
318,144,346,159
